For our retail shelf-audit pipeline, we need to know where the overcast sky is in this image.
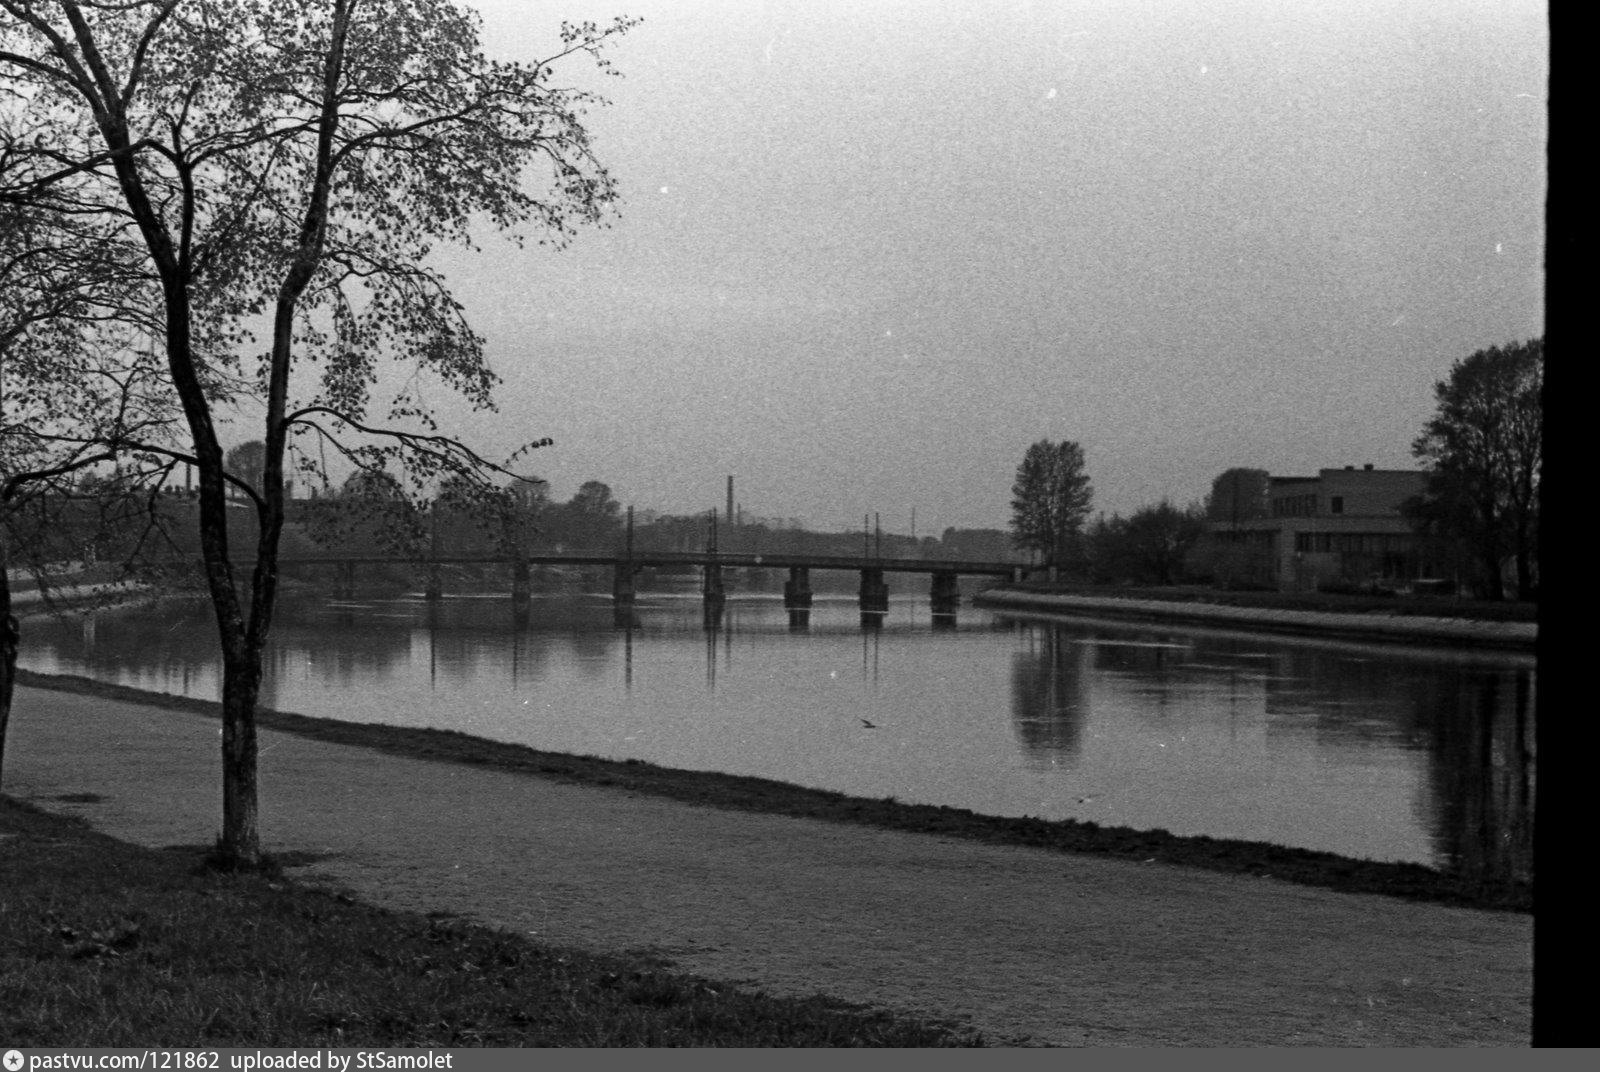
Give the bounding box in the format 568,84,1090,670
428,0,1546,534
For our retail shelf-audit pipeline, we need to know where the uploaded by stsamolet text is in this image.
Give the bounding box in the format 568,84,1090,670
5,1053,454,1071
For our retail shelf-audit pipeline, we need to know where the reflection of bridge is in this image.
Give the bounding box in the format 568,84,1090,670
257,551,1027,616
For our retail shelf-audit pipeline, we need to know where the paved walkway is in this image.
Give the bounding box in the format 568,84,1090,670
4,684,1532,1046
973,591,1537,651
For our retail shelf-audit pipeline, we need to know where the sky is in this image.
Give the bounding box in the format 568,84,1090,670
415,0,1546,535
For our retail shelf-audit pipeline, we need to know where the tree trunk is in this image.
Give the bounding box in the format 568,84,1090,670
0,545,15,790
217,650,262,864
0,612,15,791
1477,498,1504,601
1479,545,1505,601
1514,520,1534,601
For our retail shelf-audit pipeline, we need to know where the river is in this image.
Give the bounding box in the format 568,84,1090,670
16,588,1534,887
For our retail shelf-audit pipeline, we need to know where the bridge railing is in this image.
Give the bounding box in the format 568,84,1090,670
217,550,1025,576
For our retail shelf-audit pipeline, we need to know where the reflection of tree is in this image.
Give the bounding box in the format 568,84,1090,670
1009,624,1088,761
23,601,213,680
1418,668,1535,891
1256,645,1428,743
565,625,615,683
1249,641,1534,889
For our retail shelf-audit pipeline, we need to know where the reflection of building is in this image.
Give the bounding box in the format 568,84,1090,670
1204,465,1435,592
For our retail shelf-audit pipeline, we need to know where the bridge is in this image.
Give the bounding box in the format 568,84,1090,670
257,550,1028,616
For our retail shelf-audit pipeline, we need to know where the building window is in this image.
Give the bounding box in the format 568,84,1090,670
1330,496,1343,515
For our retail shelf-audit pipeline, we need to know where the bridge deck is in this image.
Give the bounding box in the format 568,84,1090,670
240,551,1022,576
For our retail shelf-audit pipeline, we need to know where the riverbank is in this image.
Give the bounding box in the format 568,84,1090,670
972,586,1537,651
0,798,977,1046
9,579,153,610
14,668,1531,912
3,678,1532,1045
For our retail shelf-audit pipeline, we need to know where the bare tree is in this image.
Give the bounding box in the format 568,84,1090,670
0,0,635,862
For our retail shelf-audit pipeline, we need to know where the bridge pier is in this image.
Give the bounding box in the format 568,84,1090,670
703,562,725,608
930,570,961,616
613,562,637,606
338,561,356,600
512,560,531,608
858,568,888,615
787,609,810,633
783,566,813,609
425,562,443,601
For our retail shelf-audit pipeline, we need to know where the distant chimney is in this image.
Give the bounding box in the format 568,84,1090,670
727,475,734,526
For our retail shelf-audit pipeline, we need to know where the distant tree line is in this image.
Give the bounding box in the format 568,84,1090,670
1003,335,1542,601
147,456,1024,564
1408,338,1542,601
1007,438,1208,585
1085,501,1207,586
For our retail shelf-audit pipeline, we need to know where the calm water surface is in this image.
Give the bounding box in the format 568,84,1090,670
19,591,1534,884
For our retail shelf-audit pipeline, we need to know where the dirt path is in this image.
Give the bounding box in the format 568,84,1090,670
5,685,1530,1046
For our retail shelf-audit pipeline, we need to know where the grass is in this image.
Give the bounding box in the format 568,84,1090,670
14,670,1533,913
0,798,982,1047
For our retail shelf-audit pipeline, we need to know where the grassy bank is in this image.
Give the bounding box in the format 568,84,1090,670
16,670,1531,913
0,798,980,1046
989,582,1538,622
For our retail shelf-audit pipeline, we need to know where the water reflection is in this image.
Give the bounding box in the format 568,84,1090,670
1008,628,1088,761
614,610,637,692
1420,669,1535,889
18,594,1534,884
1005,619,1534,889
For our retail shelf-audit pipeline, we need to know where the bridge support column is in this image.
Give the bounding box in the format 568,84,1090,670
930,570,960,616
703,563,725,608
858,568,888,615
613,562,637,605
511,557,531,616
703,563,725,632
338,561,356,600
425,562,443,601
783,566,813,609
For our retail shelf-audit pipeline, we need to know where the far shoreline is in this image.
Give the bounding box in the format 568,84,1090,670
972,585,1537,652
15,667,1531,915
